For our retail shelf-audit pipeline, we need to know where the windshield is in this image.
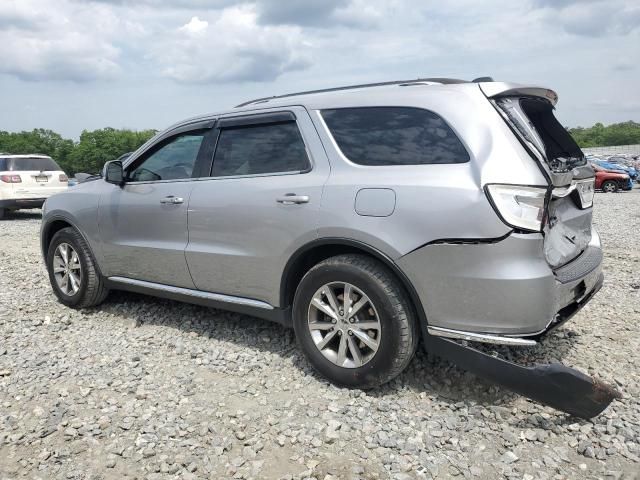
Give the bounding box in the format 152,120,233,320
0,157,61,171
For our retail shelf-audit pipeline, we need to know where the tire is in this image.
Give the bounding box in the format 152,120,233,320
293,254,418,389
0,208,6,220
601,180,618,193
46,227,109,308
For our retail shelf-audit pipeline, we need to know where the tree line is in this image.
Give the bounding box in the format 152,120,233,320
0,128,156,175
1,121,640,176
568,121,640,148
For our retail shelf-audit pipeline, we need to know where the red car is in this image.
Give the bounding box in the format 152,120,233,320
593,165,631,193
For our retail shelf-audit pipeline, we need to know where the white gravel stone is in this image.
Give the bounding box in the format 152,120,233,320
0,189,639,479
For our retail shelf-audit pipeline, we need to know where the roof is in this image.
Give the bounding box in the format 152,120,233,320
235,77,471,108
0,154,53,159
163,77,555,133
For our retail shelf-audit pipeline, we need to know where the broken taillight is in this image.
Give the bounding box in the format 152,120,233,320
552,178,595,209
485,184,548,232
575,178,595,209
59,174,69,182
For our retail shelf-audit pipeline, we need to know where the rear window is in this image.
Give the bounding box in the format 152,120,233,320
321,107,470,166
496,97,585,172
0,157,61,172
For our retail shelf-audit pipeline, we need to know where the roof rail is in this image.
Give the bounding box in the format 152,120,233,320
235,77,468,108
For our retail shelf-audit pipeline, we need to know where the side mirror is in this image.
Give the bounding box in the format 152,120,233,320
104,160,124,185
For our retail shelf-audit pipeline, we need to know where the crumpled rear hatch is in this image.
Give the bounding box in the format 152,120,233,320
481,84,595,269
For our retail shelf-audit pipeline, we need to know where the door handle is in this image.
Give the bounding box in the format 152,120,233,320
276,194,309,205
160,196,184,205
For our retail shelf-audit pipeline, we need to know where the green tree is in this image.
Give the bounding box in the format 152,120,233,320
0,127,156,175
569,121,640,148
0,129,74,171
67,128,156,174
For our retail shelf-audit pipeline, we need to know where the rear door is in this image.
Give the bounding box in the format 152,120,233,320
482,84,595,268
185,108,330,306
98,123,215,288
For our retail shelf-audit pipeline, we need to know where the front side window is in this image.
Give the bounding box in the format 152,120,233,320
322,107,469,166
128,133,205,182
212,122,310,177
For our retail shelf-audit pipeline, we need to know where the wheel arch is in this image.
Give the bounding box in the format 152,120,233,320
41,215,94,261
280,238,428,327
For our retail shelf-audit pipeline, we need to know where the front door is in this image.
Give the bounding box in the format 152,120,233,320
185,109,330,306
98,129,210,288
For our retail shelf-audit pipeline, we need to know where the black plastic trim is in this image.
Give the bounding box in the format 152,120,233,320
218,112,296,129
0,198,45,209
104,278,292,327
553,246,603,284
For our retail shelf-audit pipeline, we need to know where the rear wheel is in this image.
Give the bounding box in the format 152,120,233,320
0,208,5,220
293,254,418,389
46,227,109,308
602,180,618,193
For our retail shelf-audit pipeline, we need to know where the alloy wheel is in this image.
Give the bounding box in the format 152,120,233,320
307,282,381,368
53,243,83,296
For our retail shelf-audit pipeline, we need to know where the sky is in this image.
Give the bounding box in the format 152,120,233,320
0,0,638,139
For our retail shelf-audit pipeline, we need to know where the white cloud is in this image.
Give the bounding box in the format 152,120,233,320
0,0,122,81
179,16,208,35
0,0,639,136
156,6,311,84
532,0,640,36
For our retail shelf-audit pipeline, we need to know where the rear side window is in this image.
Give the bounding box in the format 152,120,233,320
321,107,469,166
0,157,61,171
212,122,310,177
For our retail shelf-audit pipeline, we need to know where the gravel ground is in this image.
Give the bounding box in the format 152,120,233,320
1,189,639,480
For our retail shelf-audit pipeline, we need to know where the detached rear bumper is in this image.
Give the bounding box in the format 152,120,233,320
397,229,603,340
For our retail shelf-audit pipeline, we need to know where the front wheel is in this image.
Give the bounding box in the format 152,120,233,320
46,227,109,308
601,180,618,193
293,254,418,389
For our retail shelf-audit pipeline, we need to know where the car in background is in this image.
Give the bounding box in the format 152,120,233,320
592,164,632,192
0,154,68,219
592,158,638,183
607,156,639,183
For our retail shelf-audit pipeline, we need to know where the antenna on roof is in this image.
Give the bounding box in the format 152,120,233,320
472,76,494,83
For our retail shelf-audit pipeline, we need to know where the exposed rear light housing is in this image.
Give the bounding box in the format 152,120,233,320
59,174,69,182
552,178,595,209
1,174,22,183
485,184,548,232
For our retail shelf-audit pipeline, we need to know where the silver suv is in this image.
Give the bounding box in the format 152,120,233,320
41,78,604,395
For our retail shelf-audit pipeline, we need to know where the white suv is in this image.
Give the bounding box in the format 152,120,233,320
0,154,68,219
